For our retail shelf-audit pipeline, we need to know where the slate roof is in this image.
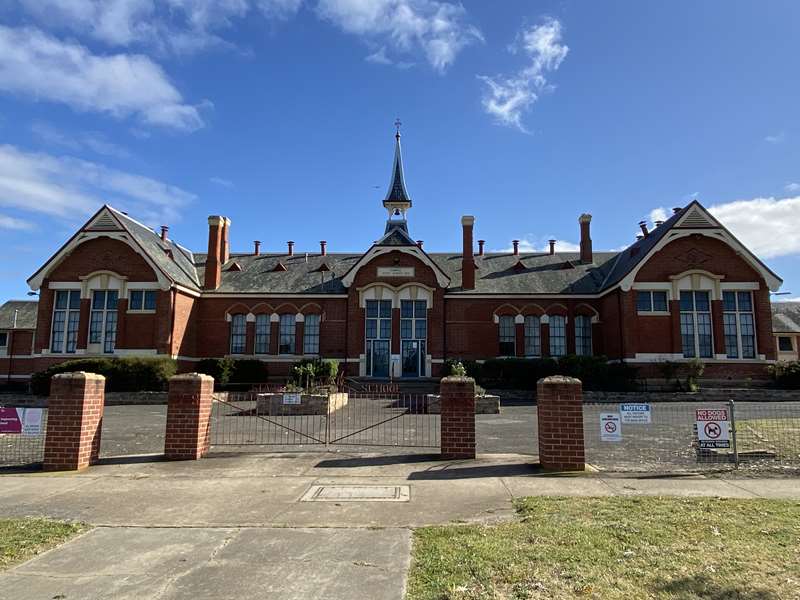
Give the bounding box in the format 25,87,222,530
0,300,38,329
383,133,412,206
772,302,800,333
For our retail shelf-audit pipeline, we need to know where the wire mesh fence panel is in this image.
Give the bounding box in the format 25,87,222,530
328,392,440,449
583,400,800,473
0,406,48,468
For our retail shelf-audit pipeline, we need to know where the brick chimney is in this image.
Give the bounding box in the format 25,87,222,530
461,215,475,291
416,240,423,249
477,240,485,256
287,241,294,256
579,213,593,263
320,240,327,256
221,217,231,263
253,240,261,256
160,225,169,242
204,216,225,290
512,240,520,256
549,239,556,255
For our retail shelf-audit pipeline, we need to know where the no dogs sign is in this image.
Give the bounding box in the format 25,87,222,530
600,413,622,442
695,408,730,449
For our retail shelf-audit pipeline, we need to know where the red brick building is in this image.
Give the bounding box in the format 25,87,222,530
0,132,785,385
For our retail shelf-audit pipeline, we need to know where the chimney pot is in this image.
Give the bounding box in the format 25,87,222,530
672,207,681,214
461,215,476,290
320,240,327,256
548,239,556,255
579,213,593,263
253,240,261,256
477,240,485,256
639,220,649,237
512,240,520,256
416,240,423,249
160,225,169,242
287,241,294,256
655,220,664,227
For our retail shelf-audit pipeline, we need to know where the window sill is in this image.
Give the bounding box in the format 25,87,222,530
127,310,156,314
637,311,671,316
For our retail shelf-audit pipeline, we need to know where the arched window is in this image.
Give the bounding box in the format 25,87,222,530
303,314,320,354
549,315,566,357
680,291,713,358
254,314,270,354
575,315,592,356
89,290,118,354
279,314,296,354
498,315,516,356
230,314,246,354
524,316,541,357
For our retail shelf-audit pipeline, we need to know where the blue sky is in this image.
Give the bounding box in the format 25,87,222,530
0,0,798,300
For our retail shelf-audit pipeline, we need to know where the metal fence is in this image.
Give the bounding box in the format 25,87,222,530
583,400,800,473
209,391,439,450
0,406,48,468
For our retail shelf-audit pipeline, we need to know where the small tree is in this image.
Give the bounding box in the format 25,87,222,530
685,358,705,392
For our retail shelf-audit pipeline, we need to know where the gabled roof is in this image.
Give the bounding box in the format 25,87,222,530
27,205,201,292
376,221,417,246
0,300,38,329
772,302,800,333
383,133,412,206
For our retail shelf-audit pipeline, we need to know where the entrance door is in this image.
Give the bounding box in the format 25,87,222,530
401,340,420,377
365,299,392,378
371,340,390,377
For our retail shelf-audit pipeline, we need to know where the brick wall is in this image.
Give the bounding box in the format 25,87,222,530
43,372,105,471
536,376,585,471
439,376,476,459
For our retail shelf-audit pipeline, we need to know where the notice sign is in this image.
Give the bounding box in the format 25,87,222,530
600,413,622,442
620,403,651,424
0,407,43,436
282,393,302,405
696,408,730,449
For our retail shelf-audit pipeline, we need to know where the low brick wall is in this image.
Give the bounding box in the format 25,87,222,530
426,394,500,414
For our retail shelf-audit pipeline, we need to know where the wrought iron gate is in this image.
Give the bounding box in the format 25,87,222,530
209,391,439,449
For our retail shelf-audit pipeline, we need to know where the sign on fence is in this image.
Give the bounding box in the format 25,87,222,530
282,393,302,405
695,408,730,449
620,403,651,424
600,413,622,442
0,407,44,436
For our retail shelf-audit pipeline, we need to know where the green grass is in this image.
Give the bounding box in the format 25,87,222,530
0,518,86,571
738,418,800,458
407,497,800,599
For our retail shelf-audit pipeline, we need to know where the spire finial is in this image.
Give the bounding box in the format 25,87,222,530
394,117,402,139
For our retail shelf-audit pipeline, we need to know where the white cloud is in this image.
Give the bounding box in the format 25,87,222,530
649,207,668,224
0,214,34,230
210,176,235,187
0,144,195,226
765,132,785,144
708,196,800,259
316,0,482,72
497,236,579,254
31,121,131,159
478,18,568,131
257,0,303,20
785,182,800,192
0,25,206,131
773,296,800,302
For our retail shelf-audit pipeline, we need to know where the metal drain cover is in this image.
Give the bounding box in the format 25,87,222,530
301,485,410,502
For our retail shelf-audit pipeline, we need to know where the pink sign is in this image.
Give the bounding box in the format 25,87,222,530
0,407,22,434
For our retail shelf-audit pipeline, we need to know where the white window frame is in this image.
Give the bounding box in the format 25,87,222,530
50,289,81,354
575,315,593,356
279,314,296,355
89,290,119,354
523,315,541,357
303,314,321,355
230,313,247,354
498,315,516,357
254,314,271,354
549,315,566,357
636,290,670,315
680,290,714,359
722,291,756,359
128,289,157,313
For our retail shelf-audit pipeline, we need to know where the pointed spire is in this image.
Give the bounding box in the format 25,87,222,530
383,119,412,208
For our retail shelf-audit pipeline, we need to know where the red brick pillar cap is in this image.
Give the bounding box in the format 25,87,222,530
172,373,214,382
51,372,106,383
537,375,582,386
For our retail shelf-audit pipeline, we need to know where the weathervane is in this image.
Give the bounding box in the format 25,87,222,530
394,117,402,137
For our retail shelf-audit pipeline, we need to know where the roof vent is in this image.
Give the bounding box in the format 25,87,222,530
678,207,715,228
272,262,288,272
86,210,119,231
316,262,331,272
513,260,526,272
226,262,242,272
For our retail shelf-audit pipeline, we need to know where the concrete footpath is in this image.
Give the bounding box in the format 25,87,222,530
1,452,798,599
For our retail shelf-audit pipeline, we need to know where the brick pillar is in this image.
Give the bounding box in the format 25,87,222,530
43,372,105,471
536,375,585,471
165,373,214,460
439,376,476,459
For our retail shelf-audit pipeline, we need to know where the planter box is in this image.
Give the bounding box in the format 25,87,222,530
255,392,348,416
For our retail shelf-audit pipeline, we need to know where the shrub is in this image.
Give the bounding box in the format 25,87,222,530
289,358,340,391
30,357,177,396
195,358,235,385
769,361,800,389
228,360,269,384
685,358,705,392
